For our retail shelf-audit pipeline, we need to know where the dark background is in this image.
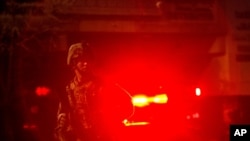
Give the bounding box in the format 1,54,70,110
1,0,250,141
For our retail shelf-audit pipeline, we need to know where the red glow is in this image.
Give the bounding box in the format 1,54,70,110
192,112,200,118
23,123,38,130
35,86,50,96
30,106,39,114
23,124,29,129
91,34,216,141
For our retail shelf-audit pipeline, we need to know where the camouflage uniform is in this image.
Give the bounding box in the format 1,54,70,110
55,42,133,141
56,77,102,141
55,43,101,141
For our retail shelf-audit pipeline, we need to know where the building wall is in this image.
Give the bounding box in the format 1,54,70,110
224,0,250,95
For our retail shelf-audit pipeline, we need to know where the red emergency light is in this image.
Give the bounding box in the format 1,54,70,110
35,86,50,96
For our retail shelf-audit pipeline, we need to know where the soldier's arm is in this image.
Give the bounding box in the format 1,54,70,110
54,86,71,141
56,102,68,130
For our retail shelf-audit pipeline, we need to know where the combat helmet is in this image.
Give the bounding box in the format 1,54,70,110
67,42,92,67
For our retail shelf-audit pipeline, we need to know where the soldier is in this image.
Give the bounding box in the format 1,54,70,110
54,42,134,141
54,42,102,141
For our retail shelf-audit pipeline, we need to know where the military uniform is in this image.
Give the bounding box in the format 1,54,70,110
55,42,132,141
55,75,102,141
55,42,102,141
